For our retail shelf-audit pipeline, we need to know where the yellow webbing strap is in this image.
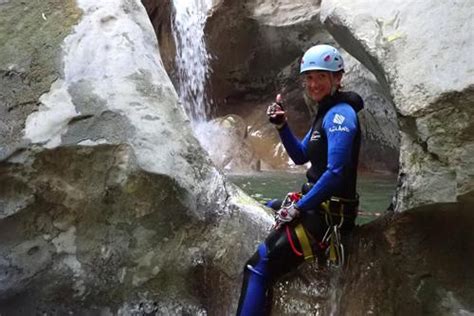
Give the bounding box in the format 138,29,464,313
321,199,345,227
321,201,330,212
294,223,314,261
321,201,331,226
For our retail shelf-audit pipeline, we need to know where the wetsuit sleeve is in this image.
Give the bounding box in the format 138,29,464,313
296,104,358,211
278,124,311,165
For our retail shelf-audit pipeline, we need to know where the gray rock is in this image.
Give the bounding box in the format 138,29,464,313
342,52,399,173
0,0,81,161
0,0,272,313
321,0,474,210
205,0,328,105
195,115,261,172
338,204,474,315
142,0,174,75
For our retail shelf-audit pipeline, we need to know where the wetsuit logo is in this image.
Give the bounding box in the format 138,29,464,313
333,113,345,125
310,130,321,141
329,125,350,133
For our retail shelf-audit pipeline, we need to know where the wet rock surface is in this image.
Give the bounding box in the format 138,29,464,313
195,115,261,172
141,0,174,75
269,203,474,316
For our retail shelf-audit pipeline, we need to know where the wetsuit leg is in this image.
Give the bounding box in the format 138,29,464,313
265,225,306,280
237,227,305,316
236,243,269,316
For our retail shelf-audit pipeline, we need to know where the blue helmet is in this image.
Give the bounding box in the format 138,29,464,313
300,44,344,74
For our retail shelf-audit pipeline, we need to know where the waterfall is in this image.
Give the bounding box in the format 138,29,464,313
171,0,213,124
170,0,250,171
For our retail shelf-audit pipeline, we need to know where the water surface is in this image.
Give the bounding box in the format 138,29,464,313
228,171,397,224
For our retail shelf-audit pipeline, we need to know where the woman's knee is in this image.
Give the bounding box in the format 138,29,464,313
244,243,270,279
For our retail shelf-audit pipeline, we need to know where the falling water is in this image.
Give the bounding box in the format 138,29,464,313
171,0,213,124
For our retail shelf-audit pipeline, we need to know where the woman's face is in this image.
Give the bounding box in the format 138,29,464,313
303,71,342,102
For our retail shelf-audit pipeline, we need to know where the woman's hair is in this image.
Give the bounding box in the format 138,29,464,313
303,89,318,117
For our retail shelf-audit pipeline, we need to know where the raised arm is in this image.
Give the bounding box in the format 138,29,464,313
278,125,312,165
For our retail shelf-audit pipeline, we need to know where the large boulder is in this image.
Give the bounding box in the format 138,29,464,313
342,54,399,173
339,204,474,315
0,0,272,314
321,0,474,211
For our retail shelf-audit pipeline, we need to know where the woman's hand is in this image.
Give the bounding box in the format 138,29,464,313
266,94,287,128
273,204,300,230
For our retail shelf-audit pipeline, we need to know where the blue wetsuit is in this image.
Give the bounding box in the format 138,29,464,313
279,102,359,210
237,91,363,316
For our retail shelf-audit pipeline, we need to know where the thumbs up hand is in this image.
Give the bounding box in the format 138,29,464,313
266,94,287,128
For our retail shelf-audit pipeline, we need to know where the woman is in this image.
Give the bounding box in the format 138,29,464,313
236,44,364,315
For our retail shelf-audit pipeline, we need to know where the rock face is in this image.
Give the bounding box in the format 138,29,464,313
0,0,82,161
342,54,399,173
206,0,325,104
195,115,261,171
215,99,309,171
321,0,474,210
141,0,174,75
0,0,272,314
339,204,474,315
269,205,474,316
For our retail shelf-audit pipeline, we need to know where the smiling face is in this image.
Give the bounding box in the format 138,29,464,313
303,70,343,102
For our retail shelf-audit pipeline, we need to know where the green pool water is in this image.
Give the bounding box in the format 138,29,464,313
228,171,397,224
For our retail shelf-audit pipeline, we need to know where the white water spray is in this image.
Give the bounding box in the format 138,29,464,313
171,0,213,124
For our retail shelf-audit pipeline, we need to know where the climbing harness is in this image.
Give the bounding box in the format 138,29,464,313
283,222,316,261
272,191,358,268
274,192,315,261
294,223,314,261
